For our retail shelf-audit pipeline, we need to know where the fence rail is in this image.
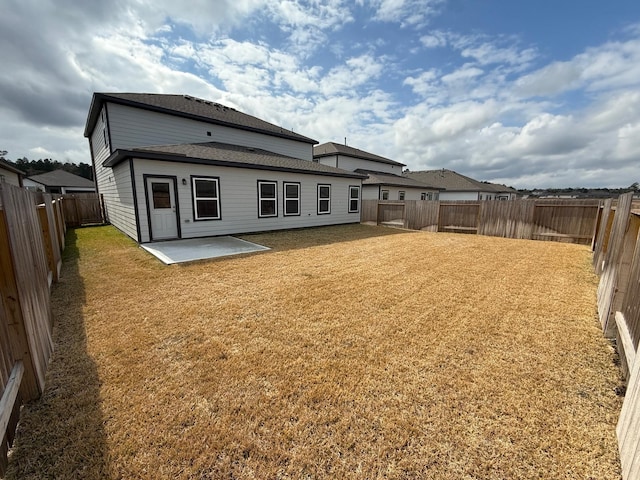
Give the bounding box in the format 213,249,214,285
0,184,64,476
363,199,601,244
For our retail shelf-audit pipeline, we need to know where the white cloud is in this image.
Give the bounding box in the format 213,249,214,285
367,0,444,27
420,31,447,48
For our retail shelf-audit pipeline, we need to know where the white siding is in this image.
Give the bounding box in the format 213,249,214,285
440,191,479,201
317,155,403,174
23,179,45,191
362,185,381,200
108,103,313,160
90,108,139,241
364,185,438,200
0,168,20,186
132,159,361,242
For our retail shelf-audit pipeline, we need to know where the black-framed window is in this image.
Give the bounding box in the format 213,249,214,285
317,184,331,214
192,176,221,220
258,181,278,217
284,182,300,216
348,185,360,213
399,191,405,200
381,190,389,200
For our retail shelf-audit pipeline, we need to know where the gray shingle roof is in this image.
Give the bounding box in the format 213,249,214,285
356,170,441,189
26,170,95,188
313,142,405,167
84,93,316,144
404,169,513,193
104,142,366,179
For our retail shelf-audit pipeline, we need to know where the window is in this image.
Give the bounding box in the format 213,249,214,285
381,190,389,200
399,191,405,200
317,184,331,214
101,110,109,149
420,192,426,200
152,182,171,208
284,182,300,216
258,181,277,217
192,176,221,220
348,185,360,213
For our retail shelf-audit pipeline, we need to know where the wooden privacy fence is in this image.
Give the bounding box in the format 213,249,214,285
362,199,601,244
0,183,65,476
61,192,104,227
591,192,640,479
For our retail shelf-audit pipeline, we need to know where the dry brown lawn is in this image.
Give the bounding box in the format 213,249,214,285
6,224,623,479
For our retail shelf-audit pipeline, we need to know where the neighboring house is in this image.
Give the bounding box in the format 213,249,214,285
0,159,24,187
313,142,440,201
23,170,96,194
404,169,518,201
84,93,365,243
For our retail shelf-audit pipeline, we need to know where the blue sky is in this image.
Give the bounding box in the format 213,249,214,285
1,0,639,188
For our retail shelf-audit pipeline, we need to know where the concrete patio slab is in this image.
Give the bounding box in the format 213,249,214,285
140,236,270,264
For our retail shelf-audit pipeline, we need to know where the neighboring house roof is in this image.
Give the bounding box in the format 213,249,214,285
313,142,405,167
84,93,317,144
26,170,95,188
104,142,366,179
356,170,441,189
404,169,513,193
0,159,24,176
480,182,518,194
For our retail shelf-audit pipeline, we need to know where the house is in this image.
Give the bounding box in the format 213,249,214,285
404,169,518,201
84,93,365,243
0,159,24,187
23,170,96,194
313,142,440,201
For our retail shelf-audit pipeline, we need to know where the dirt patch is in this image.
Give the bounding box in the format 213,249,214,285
6,224,622,479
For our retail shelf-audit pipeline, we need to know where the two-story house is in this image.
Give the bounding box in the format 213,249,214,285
313,142,440,201
84,93,365,243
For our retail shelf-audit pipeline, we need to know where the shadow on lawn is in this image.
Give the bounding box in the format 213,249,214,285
237,223,412,254
6,229,111,479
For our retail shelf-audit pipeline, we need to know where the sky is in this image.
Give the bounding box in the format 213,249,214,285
1,0,640,189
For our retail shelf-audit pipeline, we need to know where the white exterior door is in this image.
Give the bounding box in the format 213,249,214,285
146,177,178,240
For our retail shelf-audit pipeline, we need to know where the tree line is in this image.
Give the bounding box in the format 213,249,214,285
0,151,93,180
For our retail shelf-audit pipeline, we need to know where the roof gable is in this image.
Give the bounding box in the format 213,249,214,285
314,142,405,167
84,93,317,144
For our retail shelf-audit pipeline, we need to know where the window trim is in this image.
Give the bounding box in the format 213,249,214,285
283,182,301,217
258,180,278,218
398,191,406,201
381,190,389,200
191,176,221,221
317,184,331,215
348,185,360,213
